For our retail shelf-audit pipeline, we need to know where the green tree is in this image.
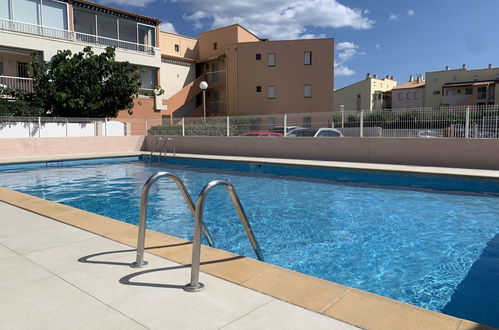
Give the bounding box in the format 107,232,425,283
31,46,141,118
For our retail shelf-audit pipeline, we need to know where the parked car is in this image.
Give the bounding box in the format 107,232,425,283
239,132,284,137
286,128,318,137
314,128,344,137
417,130,441,138
269,126,302,135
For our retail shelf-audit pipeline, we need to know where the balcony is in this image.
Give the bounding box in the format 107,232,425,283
0,18,155,55
0,76,34,93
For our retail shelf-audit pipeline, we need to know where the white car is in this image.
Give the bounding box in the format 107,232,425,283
314,128,344,137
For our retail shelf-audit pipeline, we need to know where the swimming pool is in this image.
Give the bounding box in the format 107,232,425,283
1,156,498,327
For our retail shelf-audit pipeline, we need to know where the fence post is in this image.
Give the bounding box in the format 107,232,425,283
465,106,470,138
38,117,41,138
65,119,69,137
340,105,345,129
360,110,364,138
283,114,287,136
226,116,230,137
105,118,108,136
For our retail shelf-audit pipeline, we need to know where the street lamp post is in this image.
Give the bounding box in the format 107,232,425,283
199,81,208,123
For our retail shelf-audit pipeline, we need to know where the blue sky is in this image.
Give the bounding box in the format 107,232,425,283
97,0,499,89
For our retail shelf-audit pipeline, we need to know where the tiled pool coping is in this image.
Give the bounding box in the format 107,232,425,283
0,153,496,330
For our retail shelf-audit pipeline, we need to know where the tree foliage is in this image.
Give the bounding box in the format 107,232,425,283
31,46,141,118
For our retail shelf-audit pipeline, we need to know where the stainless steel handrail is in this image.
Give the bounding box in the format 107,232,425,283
158,137,175,159
184,180,264,292
148,137,164,159
131,172,215,268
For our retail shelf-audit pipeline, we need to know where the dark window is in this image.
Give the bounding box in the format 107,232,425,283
17,62,29,78
304,51,312,65
256,86,262,92
213,42,217,50
433,91,440,95
256,53,261,60
317,130,341,137
174,44,179,52
465,88,473,95
303,117,312,128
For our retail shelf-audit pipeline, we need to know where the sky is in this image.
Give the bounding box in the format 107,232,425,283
96,0,499,89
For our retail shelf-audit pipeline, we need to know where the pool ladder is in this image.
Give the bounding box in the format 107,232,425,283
147,137,175,162
131,172,264,292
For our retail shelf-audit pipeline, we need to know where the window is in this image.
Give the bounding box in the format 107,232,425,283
119,19,137,43
174,44,179,52
303,117,311,128
433,91,440,95
407,92,411,100
0,0,9,19
304,85,312,98
447,89,455,96
465,88,473,95
256,53,261,60
42,0,68,30
0,59,4,75
414,92,418,100
304,51,312,65
268,86,275,99
317,130,341,137
268,53,276,67
97,14,118,39
74,9,96,35
433,78,438,83
138,24,156,47
17,62,29,78
12,0,40,25
453,76,458,81
213,42,217,50
397,93,402,100
256,86,262,93
138,66,157,91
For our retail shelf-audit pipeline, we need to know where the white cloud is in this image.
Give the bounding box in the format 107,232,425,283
160,21,178,34
334,41,363,76
171,0,374,40
389,14,399,21
96,0,155,7
407,9,415,16
375,44,381,50
334,65,355,76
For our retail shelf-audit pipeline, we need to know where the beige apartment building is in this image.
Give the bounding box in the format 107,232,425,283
425,64,499,107
160,24,334,119
0,0,164,126
334,73,397,112
391,75,425,109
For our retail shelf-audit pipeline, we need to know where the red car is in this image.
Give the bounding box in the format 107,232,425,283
240,132,284,137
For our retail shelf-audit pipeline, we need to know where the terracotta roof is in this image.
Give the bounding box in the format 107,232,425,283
161,54,196,63
393,81,426,90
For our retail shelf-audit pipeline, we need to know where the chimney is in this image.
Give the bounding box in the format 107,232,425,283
409,75,414,82
445,66,449,71
390,76,394,80
366,73,371,79
417,74,422,83
373,74,378,79
462,64,467,70
488,64,493,69
385,75,390,79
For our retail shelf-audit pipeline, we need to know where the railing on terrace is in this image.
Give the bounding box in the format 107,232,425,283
0,18,155,55
146,105,499,138
0,76,33,93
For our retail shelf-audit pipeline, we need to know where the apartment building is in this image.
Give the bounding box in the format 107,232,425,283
0,0,163,122
425,64,499,107
333,73,397,112
160,24,334,118
391,75,425,109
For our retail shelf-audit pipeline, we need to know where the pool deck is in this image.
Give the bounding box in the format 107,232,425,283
0,201,355,330
1,152,497,330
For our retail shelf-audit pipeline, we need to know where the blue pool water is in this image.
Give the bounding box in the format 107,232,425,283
1,156,498,327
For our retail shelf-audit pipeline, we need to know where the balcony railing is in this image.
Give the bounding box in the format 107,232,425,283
0,76,34,93
0,18,155,55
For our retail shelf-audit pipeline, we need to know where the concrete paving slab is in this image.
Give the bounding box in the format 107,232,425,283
0,254,53,292
0,244,16,259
